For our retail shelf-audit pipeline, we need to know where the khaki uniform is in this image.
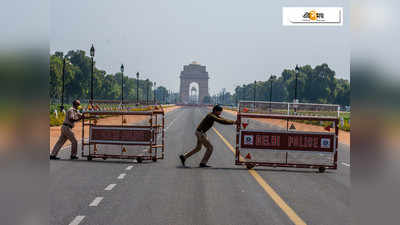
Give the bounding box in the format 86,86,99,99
51,107,82,157
184,112,235,164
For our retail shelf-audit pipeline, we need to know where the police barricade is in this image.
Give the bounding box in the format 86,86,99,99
236,101,339,172
81,100,165,162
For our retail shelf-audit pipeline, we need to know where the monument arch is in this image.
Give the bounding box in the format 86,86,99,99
179,61,209,104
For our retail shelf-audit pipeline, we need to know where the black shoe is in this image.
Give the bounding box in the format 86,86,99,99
70,156,79,160
179,155,186,167
199,163,211,168
50,155,60,160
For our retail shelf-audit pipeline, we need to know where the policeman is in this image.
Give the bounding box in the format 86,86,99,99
50,99,83,160
179,104,237,167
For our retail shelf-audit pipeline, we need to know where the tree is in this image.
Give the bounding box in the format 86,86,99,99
234,63,350,106
49,50,160,104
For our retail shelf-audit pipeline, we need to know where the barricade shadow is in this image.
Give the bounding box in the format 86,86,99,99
176,165,246,171
176,165,326,174
250,168,327,174
56,158,151,165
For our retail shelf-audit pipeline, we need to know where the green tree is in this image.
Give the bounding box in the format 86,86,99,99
235,63,350,106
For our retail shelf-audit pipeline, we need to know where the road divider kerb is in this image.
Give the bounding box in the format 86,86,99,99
212,127,307,225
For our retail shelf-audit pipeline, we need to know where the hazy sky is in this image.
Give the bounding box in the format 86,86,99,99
50,0,349,94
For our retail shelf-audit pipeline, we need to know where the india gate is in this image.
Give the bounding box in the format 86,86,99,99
179,61,209,104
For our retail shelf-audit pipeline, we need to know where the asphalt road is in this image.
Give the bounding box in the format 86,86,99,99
50,107,350,225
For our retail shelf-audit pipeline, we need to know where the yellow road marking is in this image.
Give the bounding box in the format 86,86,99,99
212,127,307,225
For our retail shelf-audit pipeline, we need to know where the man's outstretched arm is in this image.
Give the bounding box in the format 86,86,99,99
209,113,236,125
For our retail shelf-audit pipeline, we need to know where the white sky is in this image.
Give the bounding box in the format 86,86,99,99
50,0,349,94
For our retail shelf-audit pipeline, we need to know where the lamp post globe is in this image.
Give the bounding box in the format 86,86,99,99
90,44,95,57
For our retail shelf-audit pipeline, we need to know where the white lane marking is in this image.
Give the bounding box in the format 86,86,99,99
126,165,133,170
117,173,126,179
89,197,104,206
138,108,184,151
104,184,116,191
341,162,350,167
69,216,85,225
152,110,183,146
165,112,181,130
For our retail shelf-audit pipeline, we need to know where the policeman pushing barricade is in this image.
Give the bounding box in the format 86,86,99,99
50,99,83,160
179,104,237,168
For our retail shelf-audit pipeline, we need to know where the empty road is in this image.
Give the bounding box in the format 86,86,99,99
50,106,350,225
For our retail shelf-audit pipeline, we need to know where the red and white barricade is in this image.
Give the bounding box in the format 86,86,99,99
81,100,165,162
236,101,339,172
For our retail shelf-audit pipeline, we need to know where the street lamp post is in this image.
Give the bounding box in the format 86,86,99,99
235,87,238,106
136,72,139,105
120,64,124,103
60,56,66,112
253,80,256,102
253,80,257,111
238,87,241,105
269,75,276,112
90,44,95,102
153,82,156,104
295,65,299,102
146,79,149,105
222,88,225,106
294,65,300,114
270,77,273,102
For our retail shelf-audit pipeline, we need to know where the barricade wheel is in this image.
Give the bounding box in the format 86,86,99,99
137,157,143,163
319,167,326,173
152,156,157,162
87,156,92,161
102,157,107,160
246,163,255,169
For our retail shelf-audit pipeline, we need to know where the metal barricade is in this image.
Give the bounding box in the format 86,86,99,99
81,100,165,162
236,101,339,172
